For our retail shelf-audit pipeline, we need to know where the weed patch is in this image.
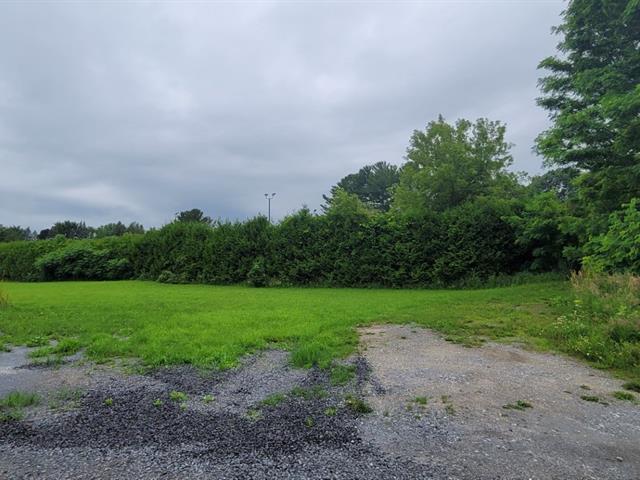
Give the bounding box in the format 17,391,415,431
441,395,456,415
324,406,337,416
291,385,327,401
413,396,428,406
25,336,49,348
30,338,81,359
330,364,356,386
260,392,286,407
612,391,635,402
49,387,83,411
345,394,372,414
580,395,600,403
623,381,640,393
246,408,262,421
0,391,40,422
502,400,532,411
169,390,188,402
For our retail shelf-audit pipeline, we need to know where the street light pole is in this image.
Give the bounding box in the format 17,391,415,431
264,193,276,223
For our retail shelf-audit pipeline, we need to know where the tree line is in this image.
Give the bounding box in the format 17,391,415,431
0,0,638,284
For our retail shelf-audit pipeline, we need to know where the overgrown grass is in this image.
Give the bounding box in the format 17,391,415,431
330,365,356,386
545,271,640,378
29,338,82,359
0,391,40,422
0,280,567,371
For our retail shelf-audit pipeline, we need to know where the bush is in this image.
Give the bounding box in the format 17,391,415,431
0,237,66,281
34,239,137,281
584,199,640,274
546,271,640,373
0,202,538,287
247,257,269,287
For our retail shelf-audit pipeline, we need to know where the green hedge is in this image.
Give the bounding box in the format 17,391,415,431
0,200,534,286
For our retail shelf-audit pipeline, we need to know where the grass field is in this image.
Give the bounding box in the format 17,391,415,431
0,280,568,369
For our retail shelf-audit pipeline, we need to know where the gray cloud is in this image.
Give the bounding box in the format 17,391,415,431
0,1,564,230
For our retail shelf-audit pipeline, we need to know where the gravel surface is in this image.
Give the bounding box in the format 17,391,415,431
2,327,639,479
359,324,640,480
0,347,443,479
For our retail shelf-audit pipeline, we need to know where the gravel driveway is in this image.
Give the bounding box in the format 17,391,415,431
1,327,639,479
359,324,640,480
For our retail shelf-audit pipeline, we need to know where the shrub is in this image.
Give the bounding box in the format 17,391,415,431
247,257,269,287
35,242,134,281
584,199,640,274
0,237,66,281
546,271,640,373
0,203,536,288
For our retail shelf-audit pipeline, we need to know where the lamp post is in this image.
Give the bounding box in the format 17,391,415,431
264,193,276,223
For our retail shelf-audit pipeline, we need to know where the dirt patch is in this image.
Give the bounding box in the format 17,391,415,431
359,324,640,480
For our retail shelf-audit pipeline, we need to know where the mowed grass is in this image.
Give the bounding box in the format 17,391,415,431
0,281,567,369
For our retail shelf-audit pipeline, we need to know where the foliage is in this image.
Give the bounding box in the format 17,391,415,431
545,271,640,376
323,161,400,212
527,167,580,201
34,237,139,281
393,116,519,215
175,208,213,225
39,221,93,240
247,256,270,287
0,200,535,287
537,0,640,217
95,221,144,238
0,225,33,243
508,192,578,271
583,199,640,274
0,236,67,281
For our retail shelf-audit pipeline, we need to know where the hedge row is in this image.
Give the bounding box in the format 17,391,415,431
0,199,534,286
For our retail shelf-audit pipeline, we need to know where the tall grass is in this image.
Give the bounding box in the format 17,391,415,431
546,271,640,376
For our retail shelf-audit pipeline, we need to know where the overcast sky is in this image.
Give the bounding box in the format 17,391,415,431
0,0,564,230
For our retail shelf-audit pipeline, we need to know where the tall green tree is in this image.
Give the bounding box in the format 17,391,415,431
175,209,213,225
0,225,33,242
323,161,400,212
39,221,92,239
94,221,145,238
537,0,640,216
392,116,519,215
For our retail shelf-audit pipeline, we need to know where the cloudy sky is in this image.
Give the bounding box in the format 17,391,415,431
0,0,564,230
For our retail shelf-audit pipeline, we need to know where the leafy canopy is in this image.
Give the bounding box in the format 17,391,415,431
175,208,213,225
536,0,640,214
392,116,518,215
323,161,399,212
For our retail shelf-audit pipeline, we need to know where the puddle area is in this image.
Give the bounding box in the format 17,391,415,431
0,345,86,397
0,346,46,397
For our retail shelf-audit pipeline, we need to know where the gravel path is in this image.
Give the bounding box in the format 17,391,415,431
0,347,443,479
2,327,639,479
359,324,640,480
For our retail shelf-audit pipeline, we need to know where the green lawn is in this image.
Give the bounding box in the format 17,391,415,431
0,281,567,369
